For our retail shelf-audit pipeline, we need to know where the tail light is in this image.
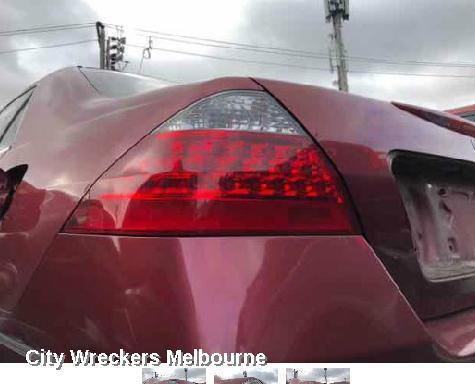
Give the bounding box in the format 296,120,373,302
63,91,359,235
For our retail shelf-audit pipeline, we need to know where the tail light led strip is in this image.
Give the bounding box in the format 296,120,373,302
64,91,358,235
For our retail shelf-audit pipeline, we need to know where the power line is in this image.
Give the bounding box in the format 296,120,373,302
349,68,475,78
133,32,475,69
345,54,475,69
113,24,475,69
126,43,330,72
127,43,475,79
0,39,95,55
0,22,96,34
113,24,330,56
0,22,96,37
5,21,475,80
4,21,475,71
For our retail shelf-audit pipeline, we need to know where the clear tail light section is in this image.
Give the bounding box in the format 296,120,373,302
64,91,359,235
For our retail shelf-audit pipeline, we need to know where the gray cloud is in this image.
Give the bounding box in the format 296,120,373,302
236,0,475,108
1,0,475,110
0,0,98,105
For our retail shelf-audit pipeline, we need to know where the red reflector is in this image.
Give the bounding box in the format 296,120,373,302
64,130,358,235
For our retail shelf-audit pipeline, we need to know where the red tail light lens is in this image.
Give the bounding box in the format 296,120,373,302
64,91,358,235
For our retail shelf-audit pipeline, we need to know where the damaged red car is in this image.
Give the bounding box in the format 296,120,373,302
1,67,475,362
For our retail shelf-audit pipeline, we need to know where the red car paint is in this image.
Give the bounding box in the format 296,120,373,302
448,104,475,116
447,104,475,124
1,67,475,362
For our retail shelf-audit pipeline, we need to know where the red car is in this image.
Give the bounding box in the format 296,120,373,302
1,67,475,362
448,104,475,123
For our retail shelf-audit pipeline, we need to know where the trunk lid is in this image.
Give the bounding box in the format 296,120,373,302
257,77,475,320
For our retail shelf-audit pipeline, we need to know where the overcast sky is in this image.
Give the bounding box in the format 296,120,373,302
1,0,475,109
213,367,278,384
142,367,206,383
286,368,350,383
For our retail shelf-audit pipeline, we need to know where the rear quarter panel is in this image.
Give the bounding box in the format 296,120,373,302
0,69,261,313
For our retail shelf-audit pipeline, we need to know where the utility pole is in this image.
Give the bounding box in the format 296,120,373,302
324,368,328,384
324,0,350,92
95,21,106,69
105,35,111,70
107,35,126,71
96,22,126,71
184,368,188,382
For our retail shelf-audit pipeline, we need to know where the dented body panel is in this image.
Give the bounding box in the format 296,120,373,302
1,68,475,361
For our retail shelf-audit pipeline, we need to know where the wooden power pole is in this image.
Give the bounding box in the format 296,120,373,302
324,0,350,92
95,21,106,69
